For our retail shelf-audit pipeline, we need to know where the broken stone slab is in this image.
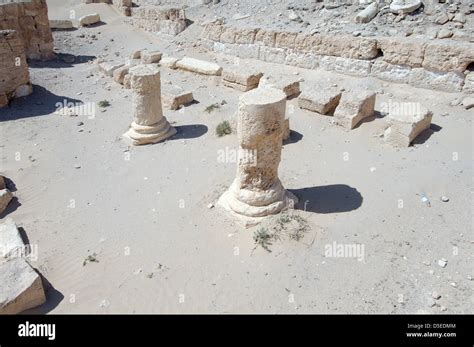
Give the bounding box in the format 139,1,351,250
355,2,379,24
0,218,24,259
162,84,194,110
334,91,376,130
79,13,101,27
141,50,162,64
176,57,223,76
259,76,300,98
49,19,74,30
384,105,433,147
298,87,342,115
98,61,125,77
390,0,422,14
0,189,13,215
130,49,142,59
113,65,130,85
160,56,179,69
0,258,46,314
222,67,263,91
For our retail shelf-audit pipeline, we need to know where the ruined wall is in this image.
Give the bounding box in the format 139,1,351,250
128,7,187,36
84,0,132,16
201,23,474,94
0,0,54,60
0,30,31,108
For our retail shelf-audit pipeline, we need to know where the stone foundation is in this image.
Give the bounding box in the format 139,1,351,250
0,30,31,108
128,7,187,36
201,23,474,94
0,0,54,60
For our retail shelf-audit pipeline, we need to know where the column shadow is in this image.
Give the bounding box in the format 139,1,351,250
290,184,363,213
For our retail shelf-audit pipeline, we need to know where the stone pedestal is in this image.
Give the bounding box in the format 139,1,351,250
124,65,176,145
218,87,297,225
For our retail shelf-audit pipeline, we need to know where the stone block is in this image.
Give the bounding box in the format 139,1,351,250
384,105,433,147
298,87,342,115
371,60,411,84
176,57,222,75
162,84,194,110
409,68,464,93
0,258,46,314
334,91,376,129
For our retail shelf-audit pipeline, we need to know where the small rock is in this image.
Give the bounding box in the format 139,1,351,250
288,10,302,22
450,282,457,288
207,203,214,209
462,97,474,110
432,291,441,300
437,29,453,39
440,196,449,202
77,121,84,126
438,259,447,268
440,306,447,312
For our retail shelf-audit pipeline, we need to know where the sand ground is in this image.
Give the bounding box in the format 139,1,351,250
0,1,472,313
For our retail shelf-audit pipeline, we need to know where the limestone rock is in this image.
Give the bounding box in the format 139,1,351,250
371,60,412,84
130,49,142,59
0,189,13,215
98,61,125,77
222,67,263,91
462,73,474,94
49,19,73,30
162,85,194,110
141,50,162,64
355,2,379,24
334,91,376,129
113,65,129,85
462,97,474,110
390,0,422,14
298,87,342,115
384,105,433,147
123,74,131,89
79,13,101,27
176,57,222,75
0,218,24,259
0,258,46,314
259,76,300,98
409,68,464,93
0,30,31,107
160,56,179,69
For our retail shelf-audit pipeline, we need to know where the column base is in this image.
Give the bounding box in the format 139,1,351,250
123,118,176,145
218,180,298,227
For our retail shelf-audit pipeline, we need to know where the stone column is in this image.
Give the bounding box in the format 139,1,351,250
124,64,176,145
218,87,297,225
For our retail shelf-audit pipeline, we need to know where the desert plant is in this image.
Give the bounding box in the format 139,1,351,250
98,100,110,108
216,120,232,137
204,103,220,113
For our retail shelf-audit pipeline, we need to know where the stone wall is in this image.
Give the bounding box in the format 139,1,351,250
201,23,474,94
0,30,31,108
128,7,187,36
0,0,54,60
84,0,132,16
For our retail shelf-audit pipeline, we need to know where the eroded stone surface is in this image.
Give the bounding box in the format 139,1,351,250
0,258,46,314
218,87,297,225
298,87,342,115
334,91,376,129
176,57,222,75
79,13,101,26
123,64,176,145
0,218,24,259
222,67,263,91
162,84,194,110
384,104,433,147
259,76,300,98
